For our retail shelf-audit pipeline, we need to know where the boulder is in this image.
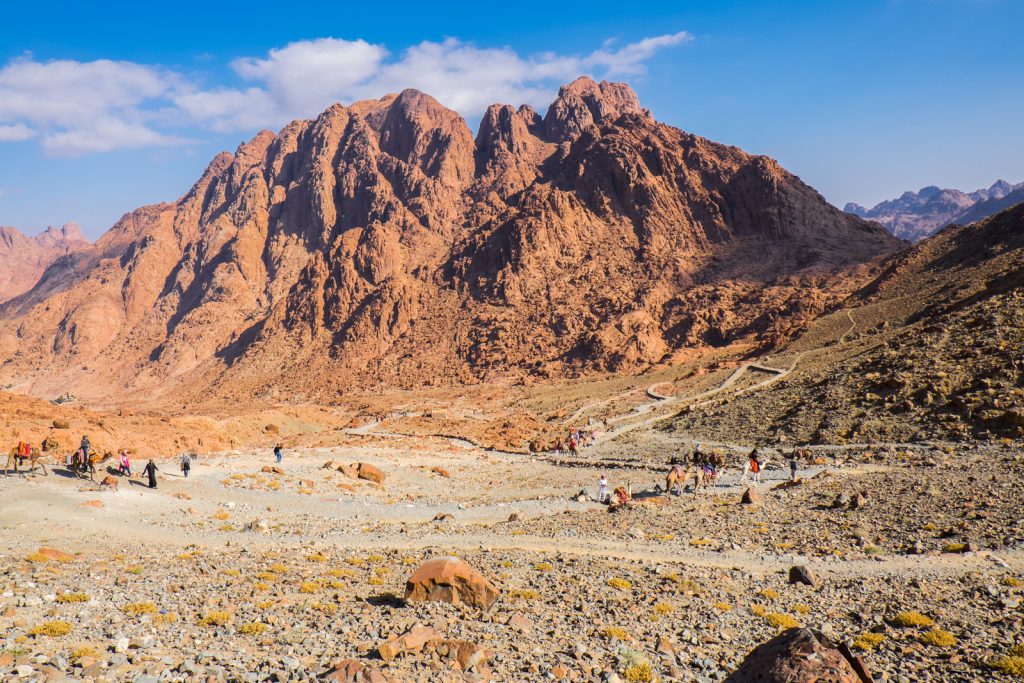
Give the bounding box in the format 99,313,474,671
356,463,386,485
741,488,761,505
337,464,359,478
831,493,850,509
431,466,451,478
789,565,818,588
378,625,443,662
850,493,867,510
726,628,870,683
404,556,500,610
36,547,75,562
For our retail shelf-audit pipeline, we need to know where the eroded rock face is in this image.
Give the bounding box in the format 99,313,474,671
0,77,900,403
726,628,866,683
404,556,499,610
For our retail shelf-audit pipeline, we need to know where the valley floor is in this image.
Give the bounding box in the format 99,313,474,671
3,429,1023,682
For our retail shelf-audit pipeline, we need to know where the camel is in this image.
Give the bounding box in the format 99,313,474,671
70,449,111,480
665,463,693,496
4,445,48,476
740,451,771,485
693,451,727,495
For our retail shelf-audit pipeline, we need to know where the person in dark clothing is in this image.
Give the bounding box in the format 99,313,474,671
274,445,283,464
143,459,159,489
180,452,191,478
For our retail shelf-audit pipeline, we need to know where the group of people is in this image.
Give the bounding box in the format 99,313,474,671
553,428,595,456
70,434,190,489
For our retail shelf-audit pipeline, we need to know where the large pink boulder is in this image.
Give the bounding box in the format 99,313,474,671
404,556,500,610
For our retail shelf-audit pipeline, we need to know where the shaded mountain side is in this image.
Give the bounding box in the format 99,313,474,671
0,77,900,404
845,180,1024,242
666,203,1024,445
0,223,89,303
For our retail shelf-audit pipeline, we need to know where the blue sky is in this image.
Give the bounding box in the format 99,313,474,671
1,0,1021,238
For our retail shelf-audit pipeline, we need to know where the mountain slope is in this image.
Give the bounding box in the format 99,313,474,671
668,201,1024,444
0,77,901,404
845,180,1024,241
0,223,89,303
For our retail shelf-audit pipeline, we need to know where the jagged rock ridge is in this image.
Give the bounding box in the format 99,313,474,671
0,77,900,403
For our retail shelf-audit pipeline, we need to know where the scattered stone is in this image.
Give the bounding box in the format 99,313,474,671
788,565,818,588
356,463,386,485
378,625,443,662
726,628,867,682
741,488,761,505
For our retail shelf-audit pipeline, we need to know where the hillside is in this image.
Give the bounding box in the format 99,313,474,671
668,202,1024,444
0,77,900,405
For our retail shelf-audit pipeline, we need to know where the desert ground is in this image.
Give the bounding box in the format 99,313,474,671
3,374,1024,683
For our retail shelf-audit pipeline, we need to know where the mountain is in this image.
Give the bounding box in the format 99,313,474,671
0,77,901,404
0,223,89,303
669,200,1024,444
845,179,1024,241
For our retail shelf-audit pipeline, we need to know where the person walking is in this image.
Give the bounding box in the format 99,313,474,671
180,452,191,478
788,451,798,480
274,445,283,464
118,449,131,477
142,459,159,489
597,474,608,504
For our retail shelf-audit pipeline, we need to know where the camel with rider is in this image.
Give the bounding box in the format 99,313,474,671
740,448,771,485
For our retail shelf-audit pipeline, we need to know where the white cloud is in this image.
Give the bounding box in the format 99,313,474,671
177,33,693,131
0,32,691,155
0,56,183,156
0,122,36,141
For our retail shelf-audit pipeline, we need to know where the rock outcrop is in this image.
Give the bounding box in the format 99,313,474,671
726,628,870,683
0,77,900,403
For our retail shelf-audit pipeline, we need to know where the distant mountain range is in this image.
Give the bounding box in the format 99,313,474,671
845,179,1024,241
0,223,89,303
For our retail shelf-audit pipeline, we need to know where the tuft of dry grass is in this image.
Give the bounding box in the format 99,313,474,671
758,588,780,601
28,621,72,637
919,629,957,647
852,633,885,651
153,612,179,626
792,603,811,615
122,602,157,617
55,592,89,604
765,613,799,629
622,662,653,682
534,562,554,572
507,589,540,600
607,578,632,591
599,626,631,641
198,610,231,627
238,622,268,635
305,553,328,563
714,602,733,611
941,542,967,553
212,510,230,521
892,611,934,628
990,656,1024,676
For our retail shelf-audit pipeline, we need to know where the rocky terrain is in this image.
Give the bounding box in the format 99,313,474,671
668,202,1024,446
2,432,1023,682
0,77,898,405
845,179,1024,242
0,223,89,303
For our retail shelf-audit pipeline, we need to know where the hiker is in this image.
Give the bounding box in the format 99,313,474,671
142,459,159,489
180,452,191,478
788,451,798,480
118,449,131,477
274,445,283,464
597,474,608,504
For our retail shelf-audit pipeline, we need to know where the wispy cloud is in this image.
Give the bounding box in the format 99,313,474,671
0,33,691,156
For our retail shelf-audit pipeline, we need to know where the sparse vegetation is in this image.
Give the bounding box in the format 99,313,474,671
892,611,935,628
919,629,957,647
238,622,268,635
28,621,72,637
198,611,232,627
55,592,89,603
607,578,632,590
123,601,157,616
764,613,799,629
600,626,631,641
852,633,885,651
